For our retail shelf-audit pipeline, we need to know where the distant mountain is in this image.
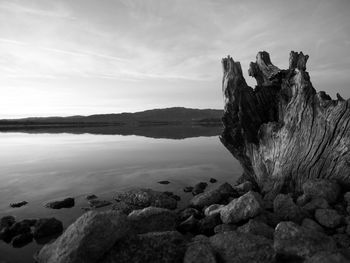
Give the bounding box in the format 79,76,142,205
0,107,223,129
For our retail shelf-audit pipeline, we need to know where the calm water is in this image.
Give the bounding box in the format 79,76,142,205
0,130,242,263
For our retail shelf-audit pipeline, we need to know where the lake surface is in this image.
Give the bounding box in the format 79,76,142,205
0,127,242,263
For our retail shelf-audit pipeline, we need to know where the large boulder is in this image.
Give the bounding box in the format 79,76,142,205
190,183,236,208
237,219,274,239
184,235,216,263
305,251,350,263
209,231,274,263
315,209,343,228
101,231,187,263
0,220,31,242
35,211,129,263
273,194,304,223
127,207,176,234
45,198,74,209
114,188,177,209
274,221,337,259
33,218,63,239
220,191,263,224
302,179,341,204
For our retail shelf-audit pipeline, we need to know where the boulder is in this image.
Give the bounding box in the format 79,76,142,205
204,204,225,217
178,208,202,221
301,218,324,233
305,251,350,263
198,214,222,236
177,215,198,234
192,182,208,195
12,232,33,248
101,231,187,263
332,234,350,249
237,219,274,239
209,231,274,263
35,211,129,263
114,188,177,209
233,181,253,195
0,221,31,242
315,209,343,228
220,191,263,224
213,224,237,234
184,235,216,263
190,183,235,208
302,179,341,204
0,216,15,229
302,197,330,213
273,194,304,223
274,221,337,259
45,198,74,209
88,199,112,208
127,207,176,234
344,192,350,205
33,218,63,239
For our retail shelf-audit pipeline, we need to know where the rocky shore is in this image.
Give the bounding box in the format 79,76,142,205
2,177,350,262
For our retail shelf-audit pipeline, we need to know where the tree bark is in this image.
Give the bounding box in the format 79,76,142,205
221,51,350,198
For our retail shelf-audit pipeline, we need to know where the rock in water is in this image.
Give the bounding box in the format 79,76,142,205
220,51,350,198
10,201,28,208
45,198,74,209
35,211,129,263
114,188,177,209
33,218,63,239
220,191,263,224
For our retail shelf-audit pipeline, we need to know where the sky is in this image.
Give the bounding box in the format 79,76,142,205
0,0,349,118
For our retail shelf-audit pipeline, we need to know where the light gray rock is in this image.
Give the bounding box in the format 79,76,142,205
204,204,225,217
220,191,263,224
35,211,130,263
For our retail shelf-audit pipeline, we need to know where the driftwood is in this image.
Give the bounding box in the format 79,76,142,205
221,51,350,198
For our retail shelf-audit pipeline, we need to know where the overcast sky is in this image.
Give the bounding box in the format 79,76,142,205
0,0,349,118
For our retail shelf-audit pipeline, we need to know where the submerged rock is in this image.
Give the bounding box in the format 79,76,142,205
190,183,235,208
10,201,28,208
128,207,176,234
209,231,274,263
12,232,33,248
184,186,194,193
0,221,31,242
274,221,337,259
45,198,74,209
209,178,217,183
35,211,129,263
101,231,187,263
114,188,177,209
158,180,170,185
220,191,263,224
33,218,63,240
192,182,208,195
86,194,97,200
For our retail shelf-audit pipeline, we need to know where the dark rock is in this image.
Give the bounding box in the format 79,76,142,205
302,179,341,204
198,214,222,236
12,232,33,248
213,224,237,234
210,231,274,263
255,211,280,228
273,194,304,223
220,191,263,224
163,192,181,201
237,219,274,239
301,218,324,233
184,186,194,193
178,208,202,221
86,194,97,200
112,201,140,214
184,235,216,263
190,182,236,208
101,231,187,263
336,226,346,234
177,215,198,234
315,209,343,228
33,218,63,239
296,194,310,206
81,207,92,212
332,234,350,249
209,178,217,183
204,204,225,217
114,188,177,209
35,211,129,263
274,221,337,259
0,221,31,242
10,201,28,208
305,251,350,263
21,219,37,227
344,192,350,205
45,197,74,209
192,182,208,195
233,181,253,195
88,199,112,208
0,216,15,229
128,207,176,234
302,197,330,213
158,180,170,184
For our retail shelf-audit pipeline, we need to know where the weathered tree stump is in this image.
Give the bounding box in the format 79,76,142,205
221,51,350,199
